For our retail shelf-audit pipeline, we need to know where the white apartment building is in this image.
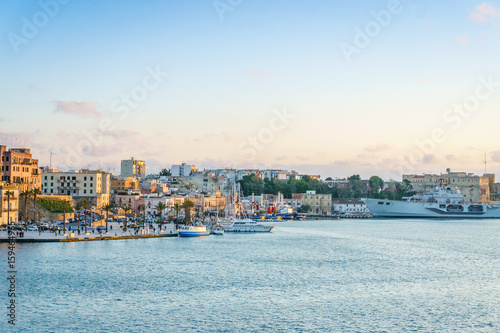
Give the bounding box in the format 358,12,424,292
171,163,197,178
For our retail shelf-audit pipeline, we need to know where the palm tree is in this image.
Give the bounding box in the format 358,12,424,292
137,204,145,227
61,199,70,234
123,206,132,230
19,190,32,225
182,200,195,225
78,198,92,233
4,191,14,227
156,202,166,219
173,203,181,229
32,188,42,233
103,203,114,232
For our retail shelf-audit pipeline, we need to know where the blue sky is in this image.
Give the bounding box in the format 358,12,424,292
1,0,500,179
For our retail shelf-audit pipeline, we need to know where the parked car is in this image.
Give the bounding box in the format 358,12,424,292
96,226,106,231
27,226,38,231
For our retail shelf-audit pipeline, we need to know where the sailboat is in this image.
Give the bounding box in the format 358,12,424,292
211,187,224,235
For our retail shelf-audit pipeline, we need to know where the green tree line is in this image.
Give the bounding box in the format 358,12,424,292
238,174,414,200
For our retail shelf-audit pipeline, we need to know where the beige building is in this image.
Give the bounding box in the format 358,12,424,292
42,169,110,207
301,191,332,214
111,177,140,193
0,145,41,192
0,184,19,225
403,171,490,203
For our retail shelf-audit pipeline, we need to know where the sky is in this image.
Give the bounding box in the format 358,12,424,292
1,0,500,180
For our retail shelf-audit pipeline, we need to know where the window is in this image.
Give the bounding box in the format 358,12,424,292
72,176,76,180
50,189,53,193
44,176,47,180
84,177,87,181
51,176,53,180
90,190,93,194
84,183,87,187
44,183,47,187
90,177,93,181
84,190,86,194
51,183,53,187
90,183,93,187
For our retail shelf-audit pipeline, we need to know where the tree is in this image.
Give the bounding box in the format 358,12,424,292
19,190,32,224
395,179,415,199
159,168,171,176
138,204,146,227
123,206,132,229
182,200,195,225
78,198,92,233
173,203,181,228
348,174,364,198
155,202,166,220
369,176,384,196
103,203,114,232
5,191,14,227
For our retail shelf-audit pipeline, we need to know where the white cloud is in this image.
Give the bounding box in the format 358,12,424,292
454,35,469,45
53,100,101,118
469,3,500,22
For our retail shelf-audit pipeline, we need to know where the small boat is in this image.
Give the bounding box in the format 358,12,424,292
178,225,210,237
211,225,224,235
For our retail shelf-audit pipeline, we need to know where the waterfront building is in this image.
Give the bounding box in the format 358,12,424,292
42,168,110,207
0,184,19,225
301,191,332,214
332,198,369,214
0,145,41,192
120,157,146,179
403,170,490,203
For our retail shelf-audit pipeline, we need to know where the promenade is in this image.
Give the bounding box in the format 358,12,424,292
0,223,178,243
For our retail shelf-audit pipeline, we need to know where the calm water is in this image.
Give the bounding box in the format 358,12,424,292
1,219,499,332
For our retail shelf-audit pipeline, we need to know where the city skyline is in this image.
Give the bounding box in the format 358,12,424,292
2,0,500,179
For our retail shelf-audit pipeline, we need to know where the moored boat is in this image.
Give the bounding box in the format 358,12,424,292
178,225,210,237
363,187,500,218
221,217,273,232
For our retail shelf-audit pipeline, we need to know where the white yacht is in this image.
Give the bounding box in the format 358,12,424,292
178,225,210,237
363,187,500,218
221,217,273,232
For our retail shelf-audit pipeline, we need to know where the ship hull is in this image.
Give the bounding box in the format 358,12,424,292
363,199,500,219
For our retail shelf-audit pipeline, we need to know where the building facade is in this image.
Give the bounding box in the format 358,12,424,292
301,191,332,214
403,171,490,203
0,145,41,192
0,184,19,225
42,169,110,207
171,163,197,178
120,157,146,179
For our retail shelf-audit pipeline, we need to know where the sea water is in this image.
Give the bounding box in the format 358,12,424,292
1,219,499,332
